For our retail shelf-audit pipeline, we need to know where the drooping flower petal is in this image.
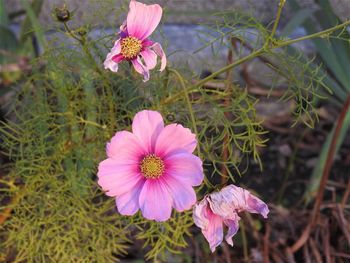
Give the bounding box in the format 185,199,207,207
127,0,162,40
165,152,203,186
155,124,197,157
210,185,269,219
131,56,150,82
151,42,167,71
97,158,143,197
193,184,269,252
223,218,240,246
139,179,172,221
132,110,164,152
103,39,122,72
141,49,157,70
163,174,196,211
116,179,145,215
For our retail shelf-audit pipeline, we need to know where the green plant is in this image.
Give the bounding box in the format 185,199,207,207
0,0,349,261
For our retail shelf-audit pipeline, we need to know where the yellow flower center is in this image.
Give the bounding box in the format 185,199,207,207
120,37,142,59
140,154,164,179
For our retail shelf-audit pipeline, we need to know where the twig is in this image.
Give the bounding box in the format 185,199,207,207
341,179,350,208
289,93,350,253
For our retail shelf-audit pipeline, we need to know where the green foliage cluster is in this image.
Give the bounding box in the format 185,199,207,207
0,0,348,261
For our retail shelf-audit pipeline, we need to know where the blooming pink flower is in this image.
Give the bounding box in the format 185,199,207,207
97,110,203,221
193,184,269,252
104,0,166,82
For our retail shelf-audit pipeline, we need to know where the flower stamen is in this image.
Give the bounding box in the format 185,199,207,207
140,154,164,179
120,37,142,59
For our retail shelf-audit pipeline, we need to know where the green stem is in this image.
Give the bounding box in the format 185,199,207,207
160,20,350,107
269,0,286,41
169,69,213,189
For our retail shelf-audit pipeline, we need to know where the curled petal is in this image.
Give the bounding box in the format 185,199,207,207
151,42,167,71
139,179,172,221
127,0,162,40
193,198,210,229
209,185,269,219
132,110,164,153
141,49,157,70
132,56,150,82
223,217,240,246
104,39,122,72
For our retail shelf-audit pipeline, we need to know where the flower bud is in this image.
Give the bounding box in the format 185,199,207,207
54,5,70,22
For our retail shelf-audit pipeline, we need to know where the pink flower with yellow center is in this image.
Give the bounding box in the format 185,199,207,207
193,184,269,252
104,0,166,82
97,110,204,222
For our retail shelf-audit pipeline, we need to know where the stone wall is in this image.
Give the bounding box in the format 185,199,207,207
5,0,350,27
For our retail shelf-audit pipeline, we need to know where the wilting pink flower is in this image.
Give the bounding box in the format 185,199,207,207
104,0,166,81
98,110,203,221
193,184,269,252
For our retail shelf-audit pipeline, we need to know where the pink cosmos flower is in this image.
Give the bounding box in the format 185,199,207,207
104,0,166,82
193,184,269,252
97,110,204,222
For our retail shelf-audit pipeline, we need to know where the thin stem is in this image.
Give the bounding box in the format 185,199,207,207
160,20,350,107
169,69,213,189
269,0,286,41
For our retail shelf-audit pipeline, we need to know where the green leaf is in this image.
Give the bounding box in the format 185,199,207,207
305,103,350,203
19,0,46,49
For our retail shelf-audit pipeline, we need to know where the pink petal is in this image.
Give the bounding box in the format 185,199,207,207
140,48,157,70
209,185,269,219
97,158,143,197
131,57,150,82
127,0,162,40
202,205,224,252
104,39,122,72
223,218,240,246
193,198,210,230
132,110,164,153
164,152,203,186
116,179,145,215
139,179,172,221
162,174,196,212
155,124,197,157
151,42,167,71
112,54,124,63
107,131,146,164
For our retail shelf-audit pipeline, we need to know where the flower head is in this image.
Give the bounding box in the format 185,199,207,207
193,184,269,252
97,110,204,222
104,0,167,82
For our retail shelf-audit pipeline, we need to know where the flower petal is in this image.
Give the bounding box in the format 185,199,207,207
127,0,162,40
209,185,269,219
151,42,167,71
131,57,150,82
223,218,240,246
116,179,145,215
104,39,122,72
203,205,224,252
97,158,143,197
132,110,164,153
163,174,196,212
106,131,146,164
139,179,172,221
164,152,204,186
193,198,210,229
155,124,197,157
141,48,157,70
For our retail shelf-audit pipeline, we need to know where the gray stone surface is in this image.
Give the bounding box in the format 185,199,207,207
5,0,350,27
